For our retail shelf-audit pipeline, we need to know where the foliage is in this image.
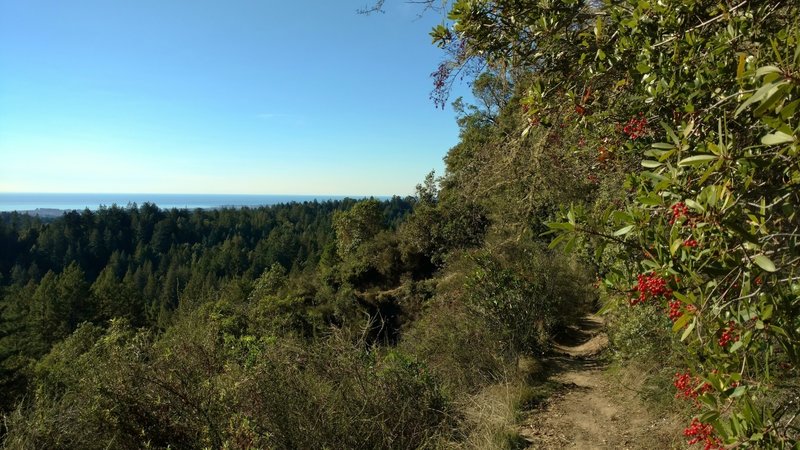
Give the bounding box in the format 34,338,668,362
399,196,489,269
0,0,731,444
0,175,596,447
0,199,414,414
429,0,800,446
333,198,386,258
3,310,453,449
400,293,508,393
466,245,594,355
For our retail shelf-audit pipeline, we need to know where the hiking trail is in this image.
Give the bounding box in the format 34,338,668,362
517,315,679,449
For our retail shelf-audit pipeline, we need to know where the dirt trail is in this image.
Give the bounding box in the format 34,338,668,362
517,315,676,449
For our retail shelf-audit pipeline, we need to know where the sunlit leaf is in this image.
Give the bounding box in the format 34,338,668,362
761,131,794,145
753,254,777,272
678,154,717,166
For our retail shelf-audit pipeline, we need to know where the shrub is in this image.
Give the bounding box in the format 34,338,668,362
464,244,594,355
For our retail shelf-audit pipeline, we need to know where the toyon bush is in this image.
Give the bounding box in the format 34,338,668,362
430,0,800,447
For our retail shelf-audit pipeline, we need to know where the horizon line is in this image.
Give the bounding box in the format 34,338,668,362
0,192,402,197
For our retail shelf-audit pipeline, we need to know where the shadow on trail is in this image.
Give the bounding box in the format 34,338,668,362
545,355,606,375
552,316,605,348
533,315,609,397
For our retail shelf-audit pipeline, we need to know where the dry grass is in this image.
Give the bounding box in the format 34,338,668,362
603,361,688,449
436,356,549,450
458,381,529,450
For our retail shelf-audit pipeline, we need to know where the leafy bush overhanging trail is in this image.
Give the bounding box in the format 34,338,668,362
428,0,800,446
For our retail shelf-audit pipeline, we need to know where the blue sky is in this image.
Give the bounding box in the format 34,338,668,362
0,0,466,196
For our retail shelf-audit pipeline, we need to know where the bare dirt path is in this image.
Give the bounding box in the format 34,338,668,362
517,315,678,449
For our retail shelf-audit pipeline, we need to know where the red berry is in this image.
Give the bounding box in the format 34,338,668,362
683,418,721,449
718,321,739,347
631,272,672,305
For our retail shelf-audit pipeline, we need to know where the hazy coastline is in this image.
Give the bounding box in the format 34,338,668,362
0,193,387,214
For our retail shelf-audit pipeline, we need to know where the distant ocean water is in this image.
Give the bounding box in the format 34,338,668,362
0,193,376,212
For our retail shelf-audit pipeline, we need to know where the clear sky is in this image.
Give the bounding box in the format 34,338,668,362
0,0,466,196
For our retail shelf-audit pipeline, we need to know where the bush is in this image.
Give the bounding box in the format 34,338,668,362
3,312,454,450
400,295,509,394
464,244,594,355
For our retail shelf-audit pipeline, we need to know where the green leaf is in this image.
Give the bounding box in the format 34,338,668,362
651,142,675,149
753,84,789,117
548,233,567,249
664,123,680,146
682,120,695,138
642,171,667,183
761,304,773,321
755,65,782,77
611,211,635,223
678,154,717,166
642,259,659,269
641,160,663,168
730,385,747,398
770,325,789,338
613,225,635,236
761,131,794,145
672,313,691,332
753,254,777,272
637,194,662,206
563,235,577,253
684,199,704,212
670,238,682,255
547,222,575,231
673,291,689,302
781,99,800,119
732,415,744,437
594,16,603,40
735,81,789,116
681,319,696,341
699,397,718,411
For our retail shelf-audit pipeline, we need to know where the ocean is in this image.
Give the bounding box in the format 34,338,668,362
0,193,374,213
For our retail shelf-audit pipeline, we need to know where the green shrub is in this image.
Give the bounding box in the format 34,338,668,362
3,313,454,450
465,245,594,355
400,295,509,394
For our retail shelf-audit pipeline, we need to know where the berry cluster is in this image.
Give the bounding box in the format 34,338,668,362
670,202,690,225
621,113,649,139
683,238,698,248
684,418,722,449
718,321,739,347
631,272,672,305
674,372,712,400
668,299,683,321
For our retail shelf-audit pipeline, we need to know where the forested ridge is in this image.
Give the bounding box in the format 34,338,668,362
2,0,800,448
